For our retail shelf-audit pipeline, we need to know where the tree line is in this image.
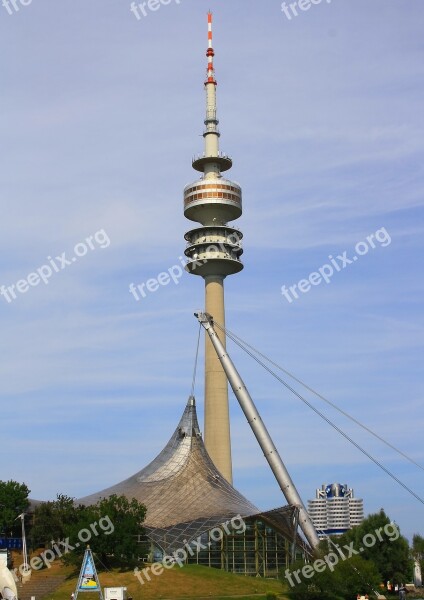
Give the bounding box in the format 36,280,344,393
1,479,423,586
283,509,423,600
0,480,147,568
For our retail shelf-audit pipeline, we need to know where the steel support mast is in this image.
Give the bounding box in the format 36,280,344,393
195,312,320,550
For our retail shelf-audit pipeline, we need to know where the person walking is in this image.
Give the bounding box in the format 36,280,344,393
398,583,408,599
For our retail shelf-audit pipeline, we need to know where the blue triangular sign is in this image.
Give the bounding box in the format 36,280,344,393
74,548,103,600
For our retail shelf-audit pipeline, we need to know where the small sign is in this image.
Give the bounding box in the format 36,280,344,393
74,548,103,600
79,552,98,591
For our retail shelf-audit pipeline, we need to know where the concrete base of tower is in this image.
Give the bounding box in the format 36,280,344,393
204,275,233,484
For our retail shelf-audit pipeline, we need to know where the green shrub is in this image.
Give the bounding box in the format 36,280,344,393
281,555,381,600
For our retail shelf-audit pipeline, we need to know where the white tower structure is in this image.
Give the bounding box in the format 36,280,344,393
308,483,364,538
184,13,243,484
414,559,422,587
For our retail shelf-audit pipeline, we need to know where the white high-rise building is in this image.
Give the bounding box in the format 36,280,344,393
308,483,364,538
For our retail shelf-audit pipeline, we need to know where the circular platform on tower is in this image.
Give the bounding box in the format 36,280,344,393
192,153,232,173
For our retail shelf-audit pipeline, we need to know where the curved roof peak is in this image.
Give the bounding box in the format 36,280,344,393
78,397,258,537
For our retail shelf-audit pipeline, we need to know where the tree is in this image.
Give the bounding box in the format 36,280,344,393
0,480,30,537
31,494,83,548
412,534,424,583
283,554,381,600
31,493,147,568
282,510,414,599
65,495,147,568
336,509,412,584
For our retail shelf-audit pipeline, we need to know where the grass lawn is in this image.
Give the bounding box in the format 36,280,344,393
47,563,288,600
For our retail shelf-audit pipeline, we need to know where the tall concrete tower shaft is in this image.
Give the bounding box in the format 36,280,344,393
183,12,243,484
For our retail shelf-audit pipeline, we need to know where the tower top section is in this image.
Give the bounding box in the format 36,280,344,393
206,12,216,85
191,11,233,176
184,12,243,279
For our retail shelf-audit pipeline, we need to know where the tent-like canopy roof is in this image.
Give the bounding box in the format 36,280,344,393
78,396,261,551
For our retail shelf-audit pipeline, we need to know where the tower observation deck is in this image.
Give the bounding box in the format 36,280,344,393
184,13,243,484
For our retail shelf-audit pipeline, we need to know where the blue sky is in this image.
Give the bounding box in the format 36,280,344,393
1,0,423,542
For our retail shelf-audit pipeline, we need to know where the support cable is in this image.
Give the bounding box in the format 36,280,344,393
222,325,424,473
190,323,202,398
92,552,111,573
213,321,424,506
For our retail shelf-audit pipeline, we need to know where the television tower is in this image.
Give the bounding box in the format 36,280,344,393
183,12,243,484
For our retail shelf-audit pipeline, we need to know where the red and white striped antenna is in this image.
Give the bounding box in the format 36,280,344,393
206,11,216,85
